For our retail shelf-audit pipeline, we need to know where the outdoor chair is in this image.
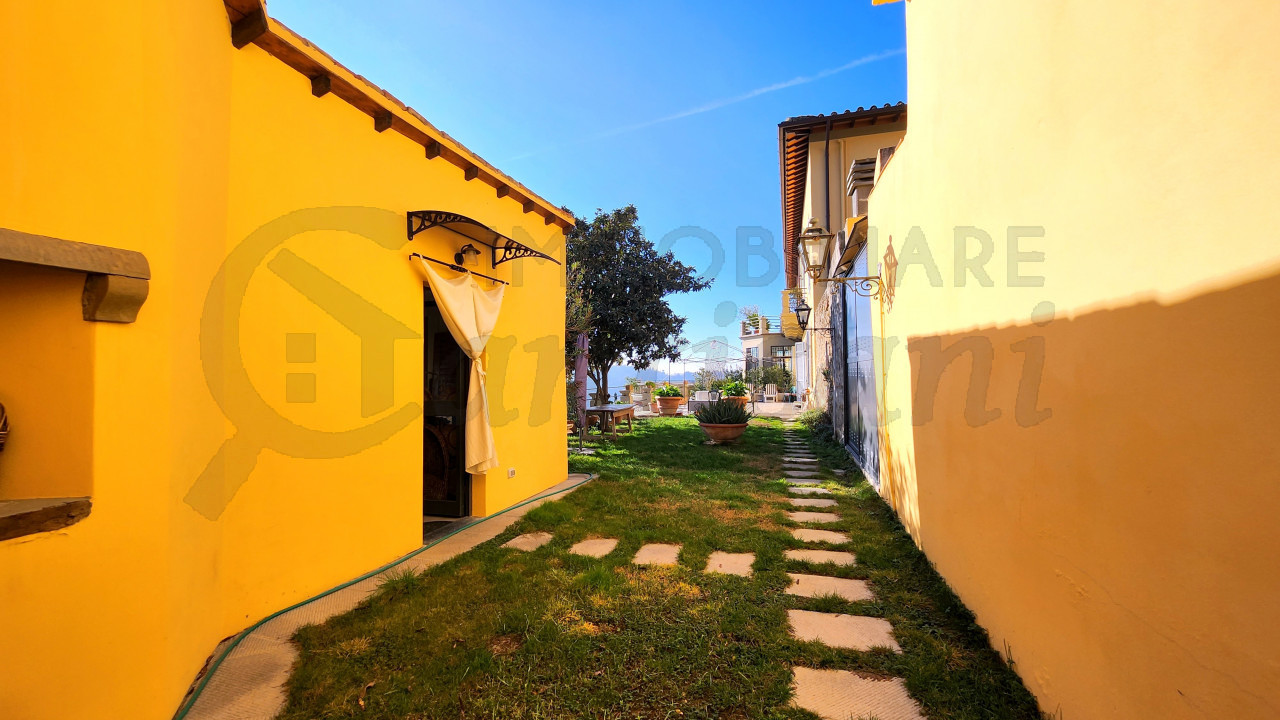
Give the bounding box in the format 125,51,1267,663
763,383,779,402
688,390,711,413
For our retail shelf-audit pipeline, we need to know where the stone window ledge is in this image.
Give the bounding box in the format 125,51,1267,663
0,226,149,323
0,497,91,542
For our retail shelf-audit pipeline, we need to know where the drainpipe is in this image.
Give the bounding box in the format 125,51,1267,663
824,116,833,245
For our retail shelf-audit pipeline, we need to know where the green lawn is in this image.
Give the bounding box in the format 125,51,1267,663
281,416,1047,719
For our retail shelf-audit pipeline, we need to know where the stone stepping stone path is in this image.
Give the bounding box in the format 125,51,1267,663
705,551,754,577
785,549,857,566
771,426,924,718
789,498,837,508
786,573,874,602
632,543,681,566
569,538,618,558
791,528,849,544
788,511,841,524
791,667,926,720
502,532,552,551
788,610,901,652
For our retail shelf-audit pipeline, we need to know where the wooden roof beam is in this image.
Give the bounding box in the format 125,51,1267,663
231,9,268,49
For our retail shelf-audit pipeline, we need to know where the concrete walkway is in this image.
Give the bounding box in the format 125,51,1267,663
178,474,594,720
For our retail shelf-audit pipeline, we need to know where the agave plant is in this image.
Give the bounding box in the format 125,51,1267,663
694,399,753,425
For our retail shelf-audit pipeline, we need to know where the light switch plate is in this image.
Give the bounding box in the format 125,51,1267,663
507,468,516,478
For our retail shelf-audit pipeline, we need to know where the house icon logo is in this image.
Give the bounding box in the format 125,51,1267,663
185,207,421,520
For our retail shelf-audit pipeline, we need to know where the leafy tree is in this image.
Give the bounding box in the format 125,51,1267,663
693,367,720,390
567,205,711,401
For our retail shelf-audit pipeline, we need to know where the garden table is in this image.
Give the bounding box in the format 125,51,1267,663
586,403,636,440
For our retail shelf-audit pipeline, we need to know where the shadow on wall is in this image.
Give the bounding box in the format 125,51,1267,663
899,270,1280,719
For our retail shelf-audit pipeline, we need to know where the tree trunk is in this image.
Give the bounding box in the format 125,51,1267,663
588,362,612,405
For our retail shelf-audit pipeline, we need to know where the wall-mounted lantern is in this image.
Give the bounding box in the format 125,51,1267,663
793,298,812,332
798,216,884,302
453,243,481,267
799,218,834,281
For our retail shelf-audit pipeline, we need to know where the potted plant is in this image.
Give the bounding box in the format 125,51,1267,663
721,380,749,408
695,399,753,444
645,381,659,412
654,384,684,416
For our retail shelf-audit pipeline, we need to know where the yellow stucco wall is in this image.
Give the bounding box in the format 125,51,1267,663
868,0,1280,717
0,3,567,718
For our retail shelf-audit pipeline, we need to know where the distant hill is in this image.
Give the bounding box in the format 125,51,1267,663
567,365,700,395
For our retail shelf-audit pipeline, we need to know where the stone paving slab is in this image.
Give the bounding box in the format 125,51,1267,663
786,478,822,486
785,469,820,476
783,464,819,472
502,532,553,551
792,528,849,544
633,543,682,566
789,498,837,508
569,538,619,558
787,573,874,602
782,456,818,463
704,551,754,577
791,667,925,720
787,610,901,651
787,511,841,524
788,486,832,496
785,549,857,566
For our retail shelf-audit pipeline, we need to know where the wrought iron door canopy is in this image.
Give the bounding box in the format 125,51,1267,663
407,210,561,268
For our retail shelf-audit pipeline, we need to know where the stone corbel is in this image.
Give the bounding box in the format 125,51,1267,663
0,227,150,323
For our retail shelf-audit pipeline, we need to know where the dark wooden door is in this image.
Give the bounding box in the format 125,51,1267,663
423,296,470,517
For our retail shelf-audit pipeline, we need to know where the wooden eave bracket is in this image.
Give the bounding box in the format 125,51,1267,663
221,1,574,230
0,227,150,323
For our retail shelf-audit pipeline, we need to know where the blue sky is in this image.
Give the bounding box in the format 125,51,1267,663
270,0,906,382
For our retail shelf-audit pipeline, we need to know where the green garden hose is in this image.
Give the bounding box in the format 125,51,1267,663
173,473,595,720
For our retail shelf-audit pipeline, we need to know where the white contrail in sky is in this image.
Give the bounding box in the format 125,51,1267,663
507,47,904,161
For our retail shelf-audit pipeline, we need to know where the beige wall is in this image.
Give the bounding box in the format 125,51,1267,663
795,123,905,410
868,1,1280,717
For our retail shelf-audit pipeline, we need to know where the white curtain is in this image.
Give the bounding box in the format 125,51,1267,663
414,258,505,473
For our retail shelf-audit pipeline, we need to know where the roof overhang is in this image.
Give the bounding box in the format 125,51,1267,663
221,1,574,230
778,103,905,287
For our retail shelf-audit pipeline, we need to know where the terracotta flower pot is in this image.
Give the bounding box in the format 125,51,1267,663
724,396,748,408
657,396,683,416
650,401,660,412
699,422,748,444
